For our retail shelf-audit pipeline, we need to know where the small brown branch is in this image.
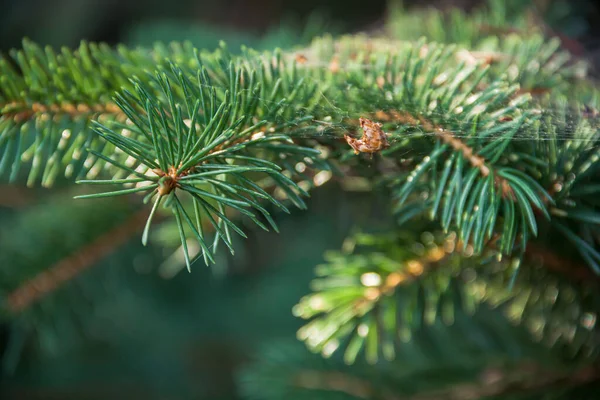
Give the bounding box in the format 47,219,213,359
293,370,398,400
526,179,598,283
0,185,36,208
292,363,600,400
515,87,552,97
354,244,449,311
456,49,508,66
1,101,123,122
524,240,595,282
369,111,596,283
4,164,318,313
5,208,149,313
371,110,514,198
478,24,529,37
411,363,599,400
153,164,191,196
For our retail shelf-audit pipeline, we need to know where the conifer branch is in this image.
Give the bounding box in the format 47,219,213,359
291,363,600,400
5,208,148,313
295,229,600,364
367,109,549,257
72,62,328,270
294,231,467,364
0,185,36,208
1,3,598,398
524,240,595,282
1,101,123,122
373,110,514,198
292,370,393,400
350,244,449,312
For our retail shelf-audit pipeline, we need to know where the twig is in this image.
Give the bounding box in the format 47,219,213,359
524,240,594,282
293,370,398,400
1,101,123,122
0,185,36,208
5,208,149,313
411,363,599,400
370,110,514,198
369,110,596,283
526,182,597,283
515,87,551,97
353,244,449,311
292,363,600,400
4,165,321,313
484,231,594,283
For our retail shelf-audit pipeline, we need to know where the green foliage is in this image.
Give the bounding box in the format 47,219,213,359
309,36,552,256
0,192,138,373
2,32,592,264
294,231,600,365
482,34,585,92
294,230,471,365
386,0,587,92
0,39,156,187
2,0,600,397
387,0,589,47
76,62,328,270
532,108,600,267
241,305,592,400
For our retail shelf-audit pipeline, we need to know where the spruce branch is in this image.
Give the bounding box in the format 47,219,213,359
76,63,327,271
279,35,587,265
0,185,36,208
294,231,600,364
0,39,137,124
1,2,599,396
372,110,514,196
314,37,552,258
294,230,468,364
5,208,148,313
0,101,123,122
290,363,600,400
523,240,596,282
530,107,600,273
382,109,554,257
384,0,587,96
0,39,200,187
242,304,597,400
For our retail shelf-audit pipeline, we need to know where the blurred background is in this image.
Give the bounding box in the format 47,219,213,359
1,0,600,54
1,0,600,399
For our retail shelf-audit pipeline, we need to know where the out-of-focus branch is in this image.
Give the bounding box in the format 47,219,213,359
0,185,36,208
292,363,599,400
5,208,149,313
